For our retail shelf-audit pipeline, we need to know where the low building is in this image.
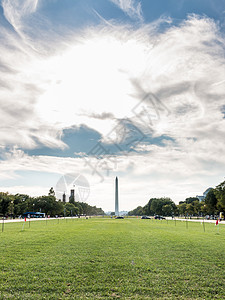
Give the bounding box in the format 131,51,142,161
196,187,213,202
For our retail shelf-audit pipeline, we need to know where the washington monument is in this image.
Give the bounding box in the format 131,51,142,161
115,176,119,216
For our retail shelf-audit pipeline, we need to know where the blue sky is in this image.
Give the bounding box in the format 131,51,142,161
0,0,225,211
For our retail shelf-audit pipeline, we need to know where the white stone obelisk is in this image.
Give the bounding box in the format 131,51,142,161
115,176,119,216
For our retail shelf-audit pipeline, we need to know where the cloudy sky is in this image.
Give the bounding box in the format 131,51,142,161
0,0,225,212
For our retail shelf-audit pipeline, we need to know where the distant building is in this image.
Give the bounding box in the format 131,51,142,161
70,189,75,199
69,189,75,203
196,187,213,202
63,192,66,203
203,188,213,197
119,211,128,216
196,195,205,202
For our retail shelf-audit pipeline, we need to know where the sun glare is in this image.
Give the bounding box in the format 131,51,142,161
35,34,148,133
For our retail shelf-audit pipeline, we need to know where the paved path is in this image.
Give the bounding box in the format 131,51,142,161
167,217,225,225
1,216,224,224
0,217,78,224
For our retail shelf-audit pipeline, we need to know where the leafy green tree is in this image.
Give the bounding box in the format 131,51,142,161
214,181,225,212
0,192,10,217
150,198,175,216
186,200,201,216
150,199,164,215
205,189,217,215
185,197,199,204
7,195,15,217
0,191,104,217
162,204,173,216
128,206,144,216
55,200,64,215
129,197,177,216
142,198,155,216
186,203,195,215
48,187,55,196
13,194,30,216
177,203,187,216
75,202,104,215
34,195,58,216
199,201,208,216
193,200,201,215
64,203,79,216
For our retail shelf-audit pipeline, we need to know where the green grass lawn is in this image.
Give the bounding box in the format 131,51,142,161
0,218,225,299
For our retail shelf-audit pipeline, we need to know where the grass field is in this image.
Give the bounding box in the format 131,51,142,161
0,217,225,299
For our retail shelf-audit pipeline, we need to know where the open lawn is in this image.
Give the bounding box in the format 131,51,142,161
0,218,225,299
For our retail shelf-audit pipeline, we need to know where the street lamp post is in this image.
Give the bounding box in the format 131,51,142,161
11,200,13,219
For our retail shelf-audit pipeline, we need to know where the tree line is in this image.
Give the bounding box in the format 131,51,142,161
0,188,104,218
128,179,225,217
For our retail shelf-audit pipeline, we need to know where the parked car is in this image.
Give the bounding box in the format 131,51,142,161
154,215,166,220
115,216,124,219
141,216,151,219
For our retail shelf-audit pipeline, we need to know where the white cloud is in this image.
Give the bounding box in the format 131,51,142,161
0,185,49,197
33,16,225,147
2,0,39,34
0,13,224,150
0,145,225,211
109,0,143,22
